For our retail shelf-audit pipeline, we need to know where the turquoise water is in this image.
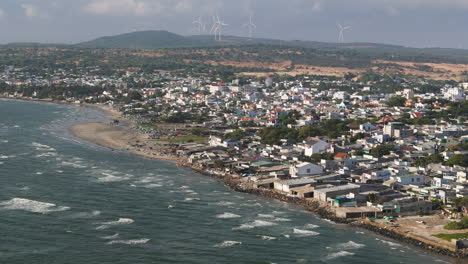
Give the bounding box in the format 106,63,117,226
0,99,456,264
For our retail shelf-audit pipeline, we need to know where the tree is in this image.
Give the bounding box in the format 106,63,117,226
213,160,224,169
446,154,468,167
386,96,406,107
371,144,393,158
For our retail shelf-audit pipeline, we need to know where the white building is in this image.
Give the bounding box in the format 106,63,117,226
442,87,465,101
394,174,425,185
304,140,330,157
289,162,323,178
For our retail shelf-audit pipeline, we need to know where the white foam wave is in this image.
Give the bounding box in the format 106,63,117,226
0,198,70,214
70,210,101,218
32,142,56,152
144,184,163,188
258,235,277,240
234,220,277,230
97,173,129,183
336,241,366,250
107,238,150,245
375,238,401,247
61,161,87,169
214,201,235,206
96,218,134,230
36,172,43,175
216,212,241,219
102,233,120,240
324,251,355,260
214,241,242,248
304,224,319,229
258,214,275,218
293,228,320,237
184,197,200,201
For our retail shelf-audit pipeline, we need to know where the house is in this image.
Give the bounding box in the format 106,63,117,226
395,174,425,185
274,178,317,193
289,162,323,178
304,139,330,156
314,184,361,202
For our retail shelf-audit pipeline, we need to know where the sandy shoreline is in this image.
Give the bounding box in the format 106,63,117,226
69,122,180,162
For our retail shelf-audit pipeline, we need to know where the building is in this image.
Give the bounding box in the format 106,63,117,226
289,162,323,178
304,139,330,157
314,184,361,202
395,174,425,185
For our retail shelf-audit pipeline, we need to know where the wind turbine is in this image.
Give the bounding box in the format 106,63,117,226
192,17,206,34
243,14,256,39
337,22,351,43
210,15,227,42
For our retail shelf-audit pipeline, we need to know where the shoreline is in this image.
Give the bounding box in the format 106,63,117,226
2,96,467,259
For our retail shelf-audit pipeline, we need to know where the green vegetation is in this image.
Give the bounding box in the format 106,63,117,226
414,153,444,167
446,154,468,167
370,144,393,158
433,233,468,241
386,96,406,107
444,216,468,230
452,197,468,212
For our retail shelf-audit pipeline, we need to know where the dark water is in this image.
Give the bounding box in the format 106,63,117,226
0,99,456,264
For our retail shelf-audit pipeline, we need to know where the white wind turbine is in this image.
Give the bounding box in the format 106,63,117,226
243,14,256,39
192,17,206,34
337,22,351,43
210,15,227,41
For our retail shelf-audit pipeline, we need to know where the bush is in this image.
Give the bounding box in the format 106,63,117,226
444,216,468,230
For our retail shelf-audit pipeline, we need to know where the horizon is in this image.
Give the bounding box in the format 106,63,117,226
0,1,467,49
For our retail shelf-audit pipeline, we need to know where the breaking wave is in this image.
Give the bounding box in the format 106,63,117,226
216,212,241,219
293,228,320,237
0,198,70,214
214,241,242,248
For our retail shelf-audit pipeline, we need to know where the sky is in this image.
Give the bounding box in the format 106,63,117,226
0,0,467,48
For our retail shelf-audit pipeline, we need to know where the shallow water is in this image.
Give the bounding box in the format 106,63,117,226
0,99,457,264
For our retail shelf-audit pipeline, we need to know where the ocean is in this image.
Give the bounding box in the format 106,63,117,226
0,99,456,264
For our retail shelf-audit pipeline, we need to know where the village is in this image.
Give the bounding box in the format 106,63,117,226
2,64,468,256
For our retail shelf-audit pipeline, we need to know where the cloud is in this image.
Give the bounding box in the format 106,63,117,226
21,3,47,18
83,0,198,16
311,1,322,12
0,8,4,18
84,0,163,16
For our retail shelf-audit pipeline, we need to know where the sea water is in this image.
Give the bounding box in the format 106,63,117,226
0,99,457,264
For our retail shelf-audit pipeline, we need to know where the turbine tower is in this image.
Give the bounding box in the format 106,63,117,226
210,15,227,42
337,22,351,43
192,17,206,34
243,14,256,39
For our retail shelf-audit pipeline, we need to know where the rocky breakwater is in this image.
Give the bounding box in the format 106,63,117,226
350,220,468,259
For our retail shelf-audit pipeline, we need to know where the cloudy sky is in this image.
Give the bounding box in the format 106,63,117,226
0,0,467,48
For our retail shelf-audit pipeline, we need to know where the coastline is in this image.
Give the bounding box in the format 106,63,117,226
68,122,468,259
2,97,467,259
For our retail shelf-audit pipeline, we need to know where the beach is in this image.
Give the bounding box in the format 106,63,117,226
69,121,180,162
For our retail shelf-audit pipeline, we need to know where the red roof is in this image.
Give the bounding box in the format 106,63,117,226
334,153,348,159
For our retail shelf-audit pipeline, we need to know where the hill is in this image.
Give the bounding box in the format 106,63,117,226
76,30,203,49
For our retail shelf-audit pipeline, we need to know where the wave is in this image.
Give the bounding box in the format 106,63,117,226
69,210,101,218
324,251,355,260
375,238,401,247
107,238,150,245
32,142,56,152
61,161,87,169
214,241,242,248
303,224,319,229
0,198,70,214
216,212,241,219
143,183,163,188
184,197,200,201
293,228,320,237
214,201,235,206
336,241,366,250
234,220,277,230
96,218,134,230
96,173,129,183
258,235,277,240
102,233,120,240
35,152,57,158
